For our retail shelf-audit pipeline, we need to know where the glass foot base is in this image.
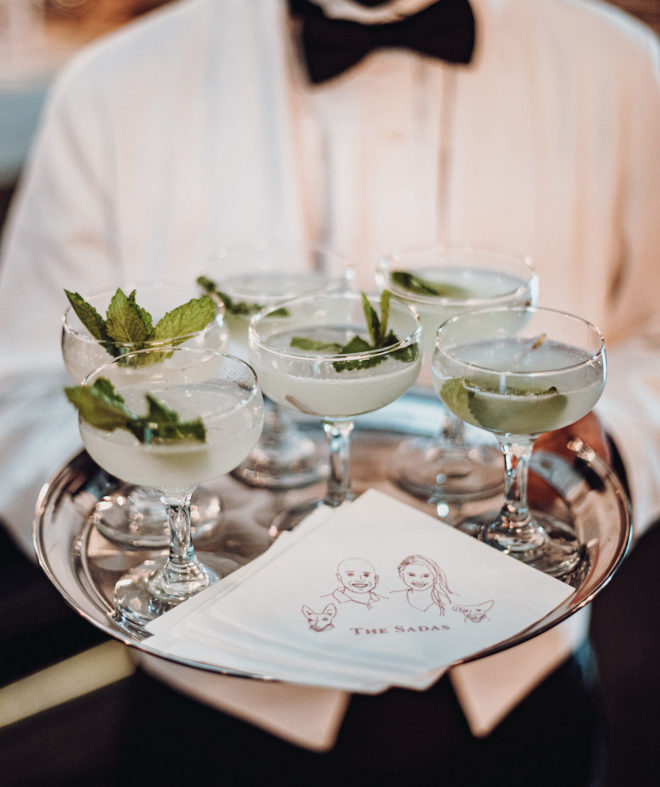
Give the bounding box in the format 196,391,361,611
457,510,586,579
92,484,223,549
391,435,504,502
113,552,239,632
232,430,327,490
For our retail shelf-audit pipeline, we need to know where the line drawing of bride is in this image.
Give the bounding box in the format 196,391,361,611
392,554,456,614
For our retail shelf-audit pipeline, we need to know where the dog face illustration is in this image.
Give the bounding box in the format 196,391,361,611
452,600,494,623
302,603,337,632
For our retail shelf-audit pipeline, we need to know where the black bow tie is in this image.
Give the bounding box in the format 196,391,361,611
289,0,476,84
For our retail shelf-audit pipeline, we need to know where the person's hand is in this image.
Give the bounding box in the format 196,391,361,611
528,412,611,507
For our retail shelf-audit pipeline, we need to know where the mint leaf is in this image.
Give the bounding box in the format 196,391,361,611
289,290,418,373
65,287,220,367
127,289,153,335
106,288,152,345
65,378,136,432
332,356,381,372
340,335,373,354
332,335,377,371
144,393,180,424
92,376,125,403
196,275,263,316
134,415,206,443
227,298,263,316
197,275,217,295
361,292,380,346
152,296,215,343
391,271,470,299
386,331,420,364
66,377,206,443
378,290,391,345
65,290,109,343
131,394,206,443
290,337,344,352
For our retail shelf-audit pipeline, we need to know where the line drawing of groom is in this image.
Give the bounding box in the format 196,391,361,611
322,557,388,610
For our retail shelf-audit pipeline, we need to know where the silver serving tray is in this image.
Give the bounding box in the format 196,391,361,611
34,392,631,679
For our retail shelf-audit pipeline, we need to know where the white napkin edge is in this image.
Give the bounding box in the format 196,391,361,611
137,609,587,751
181,605,442,676
140,494,587,749
138,502,359,751
146,627,446,692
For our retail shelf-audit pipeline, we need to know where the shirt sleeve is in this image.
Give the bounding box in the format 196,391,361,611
0,55,122,363
0,53,120,552
596,28,660,538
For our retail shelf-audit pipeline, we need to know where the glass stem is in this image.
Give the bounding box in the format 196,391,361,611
440,409,467,446
259,400,296,448
322,419,354,507
501,440,532,525
163,492,196,569
148,490,211,600
489,438,546,554
263,398,292,436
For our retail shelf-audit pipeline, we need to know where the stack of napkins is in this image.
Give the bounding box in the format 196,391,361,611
145,490,574,693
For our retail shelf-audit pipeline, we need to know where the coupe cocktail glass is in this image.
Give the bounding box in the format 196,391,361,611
62,284,228,547
432,306,606,578
69,346,263,630
199,244,354,489
249,291,422,533
376,245,538,503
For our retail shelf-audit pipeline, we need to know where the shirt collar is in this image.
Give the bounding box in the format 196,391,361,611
310,0,441,25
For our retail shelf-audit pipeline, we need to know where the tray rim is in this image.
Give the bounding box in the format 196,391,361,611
33,429,632,682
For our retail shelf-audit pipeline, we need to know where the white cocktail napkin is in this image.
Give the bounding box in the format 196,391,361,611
143,490,575,744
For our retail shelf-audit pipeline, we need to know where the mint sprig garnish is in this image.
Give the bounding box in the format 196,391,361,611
65,288,216,366
66,291,107,341
288,337,344,353
105,288,153,346
65,378,206,444
390,270,470,299
440,377,567,433
196,275,289,318
290,290,418,372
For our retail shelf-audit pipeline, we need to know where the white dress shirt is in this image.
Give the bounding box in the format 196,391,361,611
0,0,658,739
1,0,658,541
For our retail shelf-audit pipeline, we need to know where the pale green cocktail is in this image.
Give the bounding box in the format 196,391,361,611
250,291,421,532
61,284,228,547
68,347,264,630
432,306,606,579
434,337,605,436
199,245,354,490
376,245,538,503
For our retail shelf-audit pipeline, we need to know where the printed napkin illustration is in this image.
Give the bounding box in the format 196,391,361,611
146,490,574,691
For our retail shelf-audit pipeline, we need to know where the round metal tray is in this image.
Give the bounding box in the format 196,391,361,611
34,392,632,677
